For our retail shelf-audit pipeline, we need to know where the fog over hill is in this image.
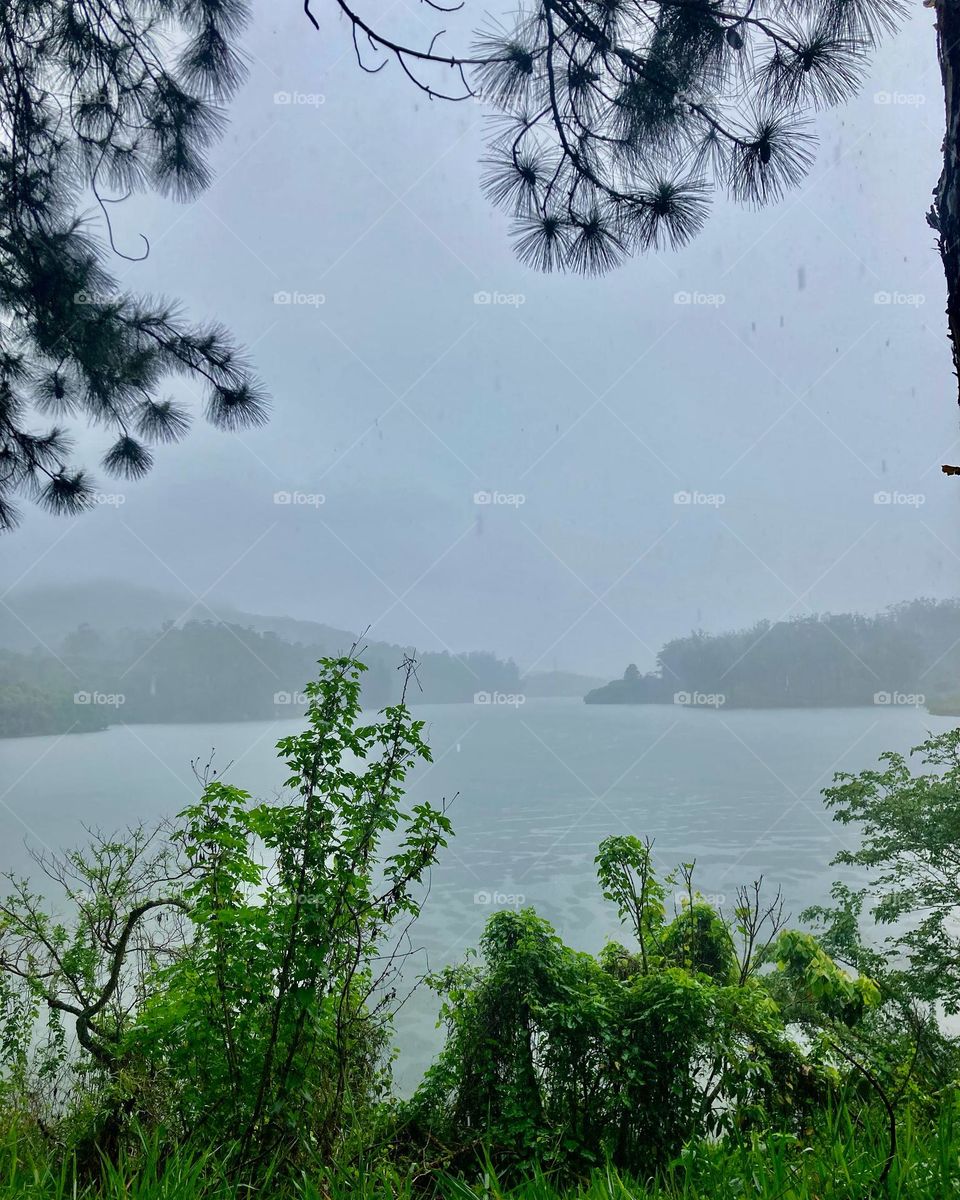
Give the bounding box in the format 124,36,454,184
0,580,357,655
0,581,608,735
4,581,960,737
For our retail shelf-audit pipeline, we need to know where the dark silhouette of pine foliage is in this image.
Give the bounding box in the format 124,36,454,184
323,0,904,275
476,0,903,271
0,0,267,530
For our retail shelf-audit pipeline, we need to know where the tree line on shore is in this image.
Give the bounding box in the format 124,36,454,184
586,599,960,711
0,621,522,736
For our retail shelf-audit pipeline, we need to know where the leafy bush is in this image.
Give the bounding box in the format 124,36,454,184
808,728,960,1013
0,653,451,1167
399,838,881,1180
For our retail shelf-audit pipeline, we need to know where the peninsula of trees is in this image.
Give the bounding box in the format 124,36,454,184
585,600,960,712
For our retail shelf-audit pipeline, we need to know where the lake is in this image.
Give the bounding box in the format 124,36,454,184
0,699,954,1087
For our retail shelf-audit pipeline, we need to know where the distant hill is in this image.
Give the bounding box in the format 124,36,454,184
586,600,960,712
0,581,356,654
0,582,534,737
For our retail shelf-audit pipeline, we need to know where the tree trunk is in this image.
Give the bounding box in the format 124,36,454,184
931,0,960,402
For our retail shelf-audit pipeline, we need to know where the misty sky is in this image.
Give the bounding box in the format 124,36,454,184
4,2,958,678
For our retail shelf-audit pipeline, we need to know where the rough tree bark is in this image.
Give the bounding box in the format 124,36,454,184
930,0,960,407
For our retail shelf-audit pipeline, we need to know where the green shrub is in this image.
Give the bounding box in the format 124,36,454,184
399,842,877,1180
0,654,451,1168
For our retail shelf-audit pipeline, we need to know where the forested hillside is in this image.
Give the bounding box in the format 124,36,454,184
586,600,960,710
0,620,520,736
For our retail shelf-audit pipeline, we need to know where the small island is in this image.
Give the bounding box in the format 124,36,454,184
585,663,669,705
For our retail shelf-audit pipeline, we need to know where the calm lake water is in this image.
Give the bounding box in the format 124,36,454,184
1,699,955,1087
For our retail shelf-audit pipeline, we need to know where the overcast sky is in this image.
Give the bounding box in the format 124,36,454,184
4,2,958,677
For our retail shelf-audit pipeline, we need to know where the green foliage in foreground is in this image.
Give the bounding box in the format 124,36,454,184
807,728,960,1014
1,1099,960,1200
401,844,888,1180
1,661,959,1195
0,654,452,1165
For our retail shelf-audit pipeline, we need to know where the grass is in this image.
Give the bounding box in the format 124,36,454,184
0,1102,957,1199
